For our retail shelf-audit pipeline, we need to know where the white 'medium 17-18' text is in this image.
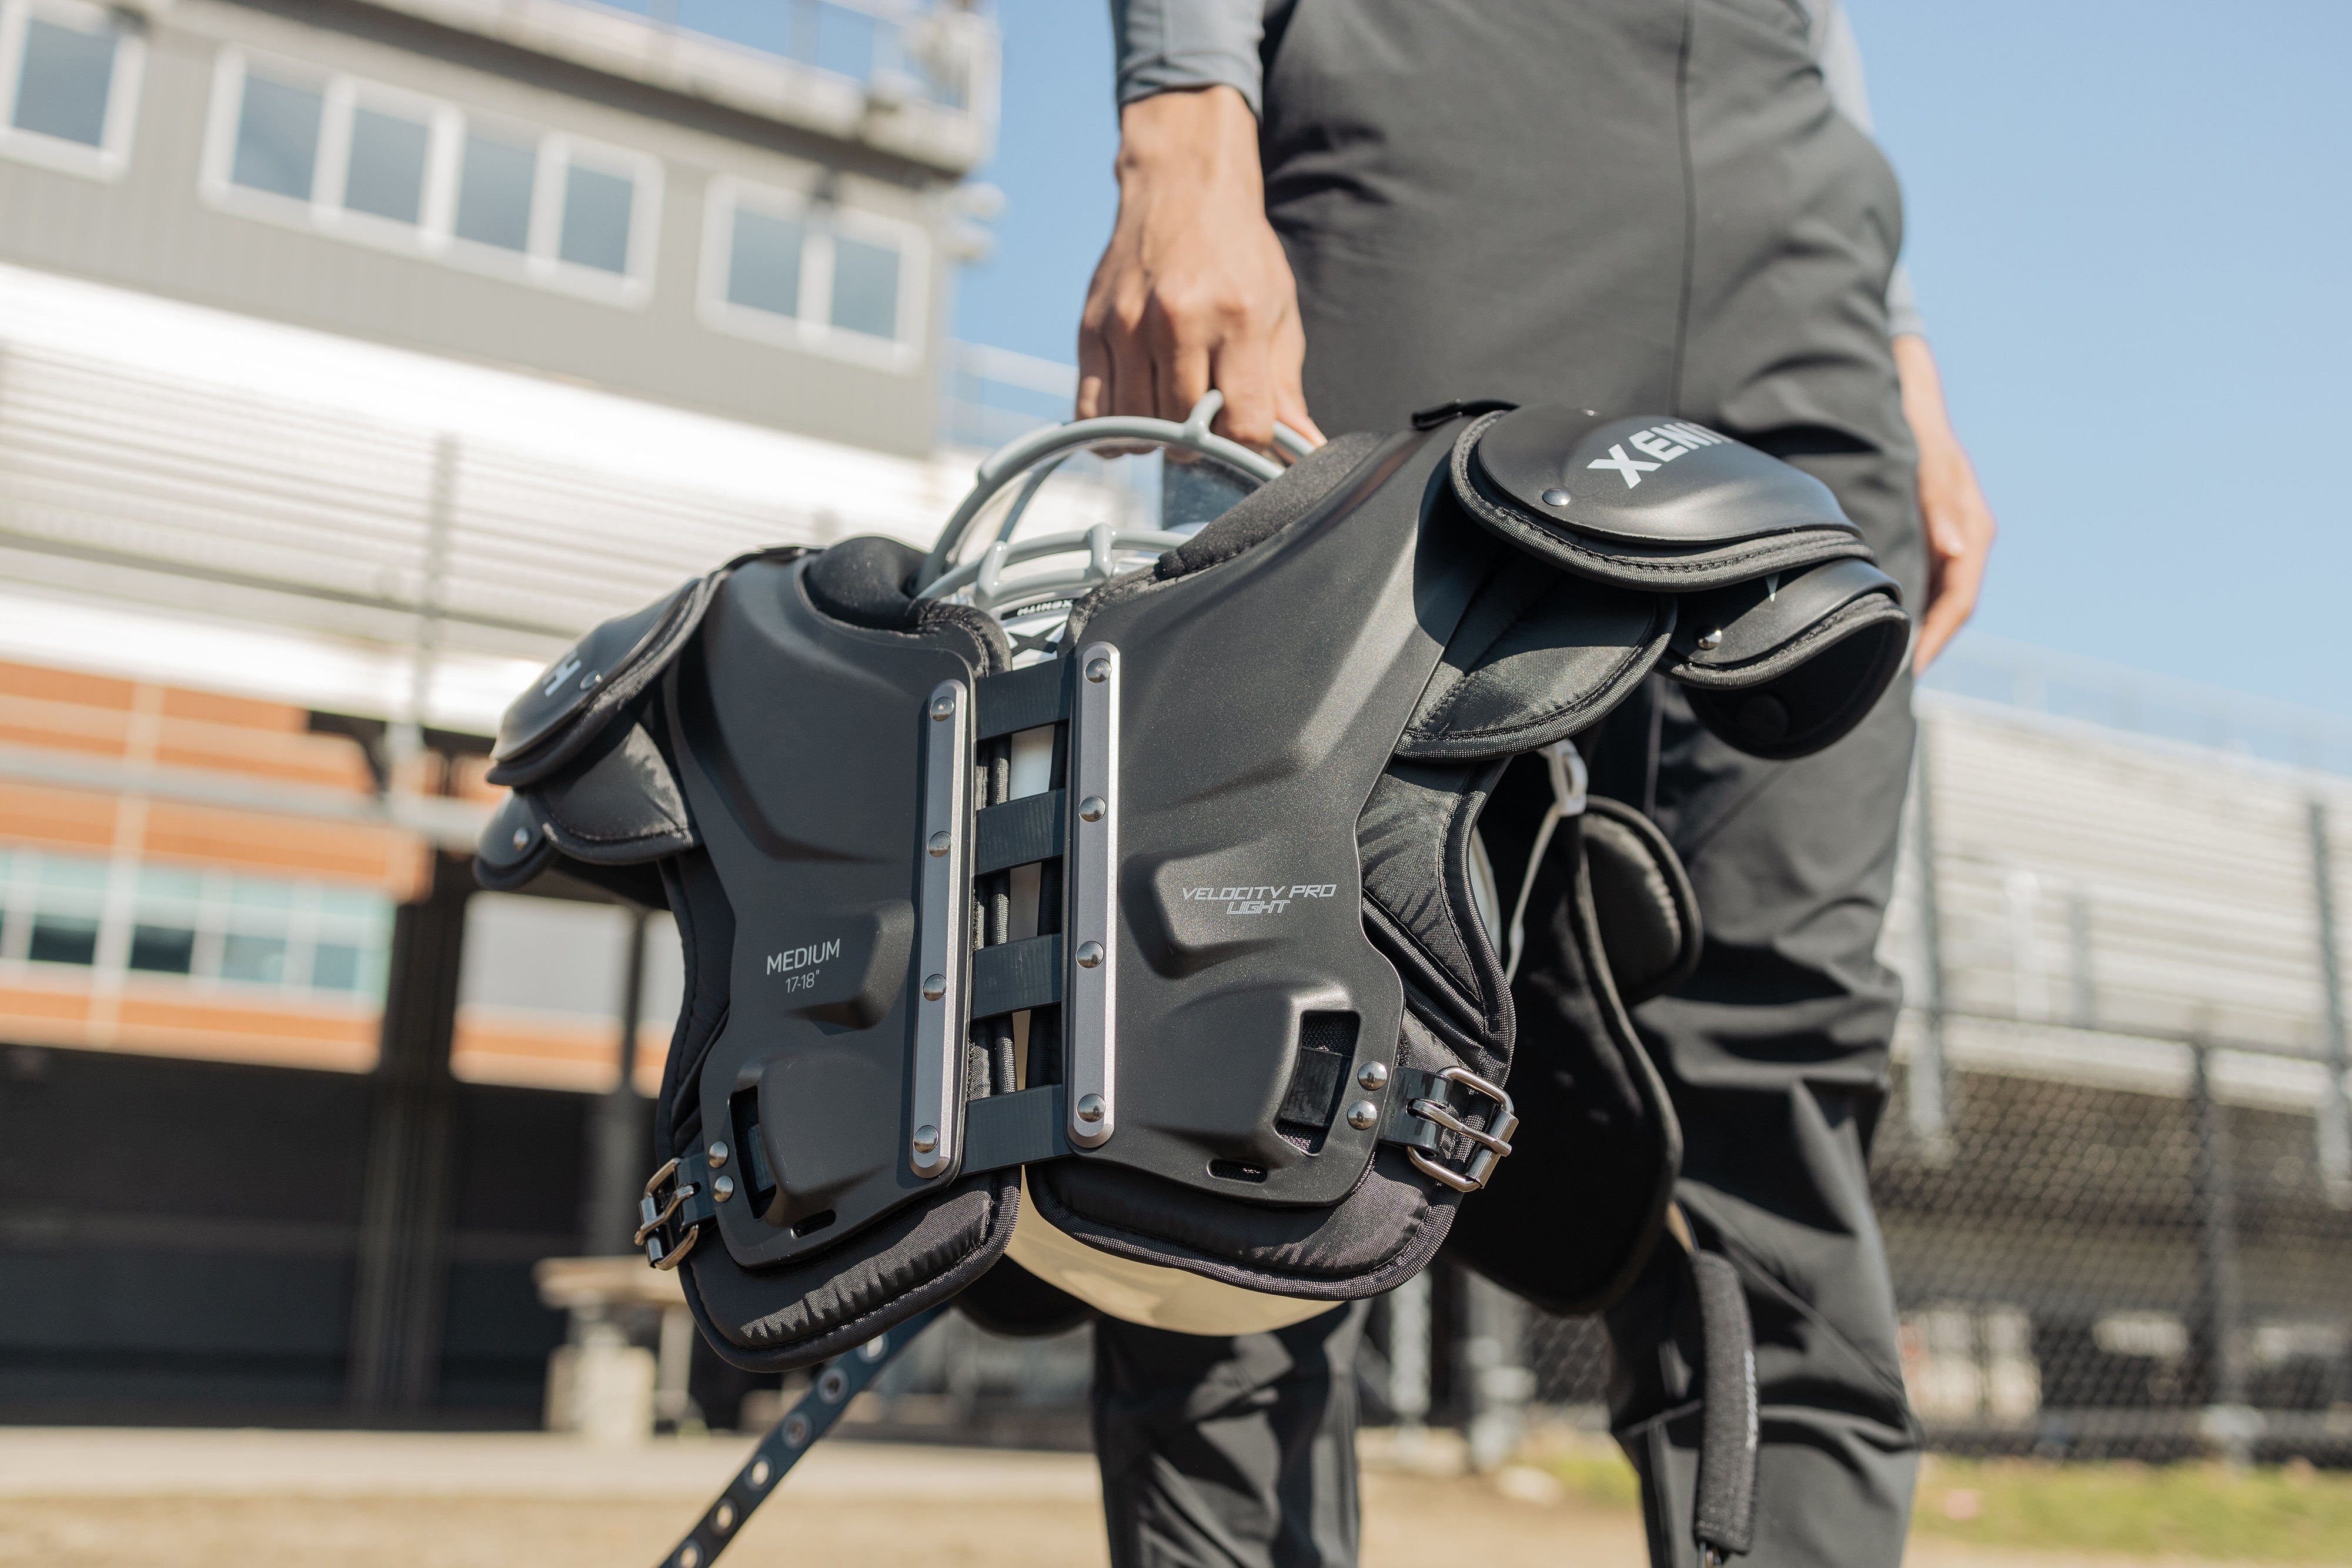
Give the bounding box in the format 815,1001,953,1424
766,938,840,991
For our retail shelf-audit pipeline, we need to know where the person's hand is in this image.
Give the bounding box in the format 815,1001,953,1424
1894,333,1997,671
1077,86,1324,453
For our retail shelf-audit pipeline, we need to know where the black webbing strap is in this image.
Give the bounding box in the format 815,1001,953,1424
1689,1249,1759,1563
653,1306,945,1568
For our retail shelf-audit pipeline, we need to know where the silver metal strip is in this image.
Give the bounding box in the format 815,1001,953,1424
911,678,971,1178
1066,643,1120,1148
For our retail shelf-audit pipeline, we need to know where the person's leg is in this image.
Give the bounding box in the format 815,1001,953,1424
1589,664,1922,1568
1091,1305,1367,1568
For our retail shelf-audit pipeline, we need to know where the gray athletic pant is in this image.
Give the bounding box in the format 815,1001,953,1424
1093,2,1925,1563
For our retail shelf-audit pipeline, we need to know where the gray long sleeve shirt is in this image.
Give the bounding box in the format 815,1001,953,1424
1110,0,1926,337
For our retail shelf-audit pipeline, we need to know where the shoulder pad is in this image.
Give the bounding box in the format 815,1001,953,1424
487,574,716,787
475,789,557,892
534,720,697,864
1663,559,1910,758
1450,405,1869,589
1581,798,1702,1008
1396,570,1673,761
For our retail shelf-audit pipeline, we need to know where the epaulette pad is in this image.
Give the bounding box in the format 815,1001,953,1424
1662,557,1910,758
1451,404,1870,590
487,575,716,788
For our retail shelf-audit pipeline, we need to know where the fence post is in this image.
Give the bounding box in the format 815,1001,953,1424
2189,1039,2254,1465
1460,1271,1532,1472
2308,800,2352,1209
1387,1271,1432,1436
1907,718,1953,1157
583,907,652,1255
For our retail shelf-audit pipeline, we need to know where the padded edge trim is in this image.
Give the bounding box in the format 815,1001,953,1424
679,1171,1021,1373
1448,412,1872,590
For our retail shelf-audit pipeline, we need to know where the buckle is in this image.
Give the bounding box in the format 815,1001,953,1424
1400,1065,1519,1194
637,1154,716,1271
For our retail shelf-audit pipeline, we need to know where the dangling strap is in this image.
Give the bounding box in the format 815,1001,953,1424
1663,1204,1760,1565
1503,741,1589,984
651,1307,943,1568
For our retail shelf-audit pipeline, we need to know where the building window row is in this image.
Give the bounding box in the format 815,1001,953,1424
1,27,928,364
203,48,662,303
0,0,142,177
0,847,392,999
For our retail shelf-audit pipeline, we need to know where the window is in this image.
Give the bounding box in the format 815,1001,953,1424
702,178,926,369
203,50,660,302
0,847,391,998
0,0,144,178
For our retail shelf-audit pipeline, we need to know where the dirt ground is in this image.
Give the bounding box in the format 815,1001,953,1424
0,1429,2330,1568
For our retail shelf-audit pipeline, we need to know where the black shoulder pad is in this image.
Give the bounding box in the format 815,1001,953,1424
1582,798,1702,1007
1396,569,1673,761
1664,558,1910,759
1451,405,1869,589
487,574,715,787
475,789,557,892
535,719,697,865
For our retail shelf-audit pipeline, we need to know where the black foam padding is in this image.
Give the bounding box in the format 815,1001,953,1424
1441,754,1681,1316
954,1255,1093,1339
1154,432,1388,580
1582,798,1702,1007
1692,1249,1760,1559
803,535,928,627
1682,604,1909,760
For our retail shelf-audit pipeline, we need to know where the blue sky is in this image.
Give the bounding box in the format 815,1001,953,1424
951,1,2352,721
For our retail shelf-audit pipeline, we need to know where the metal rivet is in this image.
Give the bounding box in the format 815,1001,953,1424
713,1500,736,1533
712,1174,735,1202
1357,1062,1389,1091
707,1140,729,1168
509,826,530,851
1075,941,1104,969
912,1124,939,1155
930,694,956,720
927,830,952,857
859,1337,888,1362
750,1458,772,1487
677,1545,701,1568
817,1368,849,1403
1085,656,1111,684
1075,1093,1105,1124
1346,1100,1380,1131
782,1413,811,1447
1078,795,1107,823
1541,487,1571,507
1696,628,1725,651
922,973,947,1001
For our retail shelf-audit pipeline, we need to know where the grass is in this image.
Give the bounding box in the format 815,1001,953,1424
1911,1455,2352,1563
1529,1431,2352,1563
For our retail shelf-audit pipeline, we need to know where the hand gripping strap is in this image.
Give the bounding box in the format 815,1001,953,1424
1449,406,1872,591
1662,557,1911,759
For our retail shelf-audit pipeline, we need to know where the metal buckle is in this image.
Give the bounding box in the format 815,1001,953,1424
1404,1065,1519,1194
637,1156,713,1271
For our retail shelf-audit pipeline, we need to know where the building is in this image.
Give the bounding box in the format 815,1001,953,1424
0,0,1023,1422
